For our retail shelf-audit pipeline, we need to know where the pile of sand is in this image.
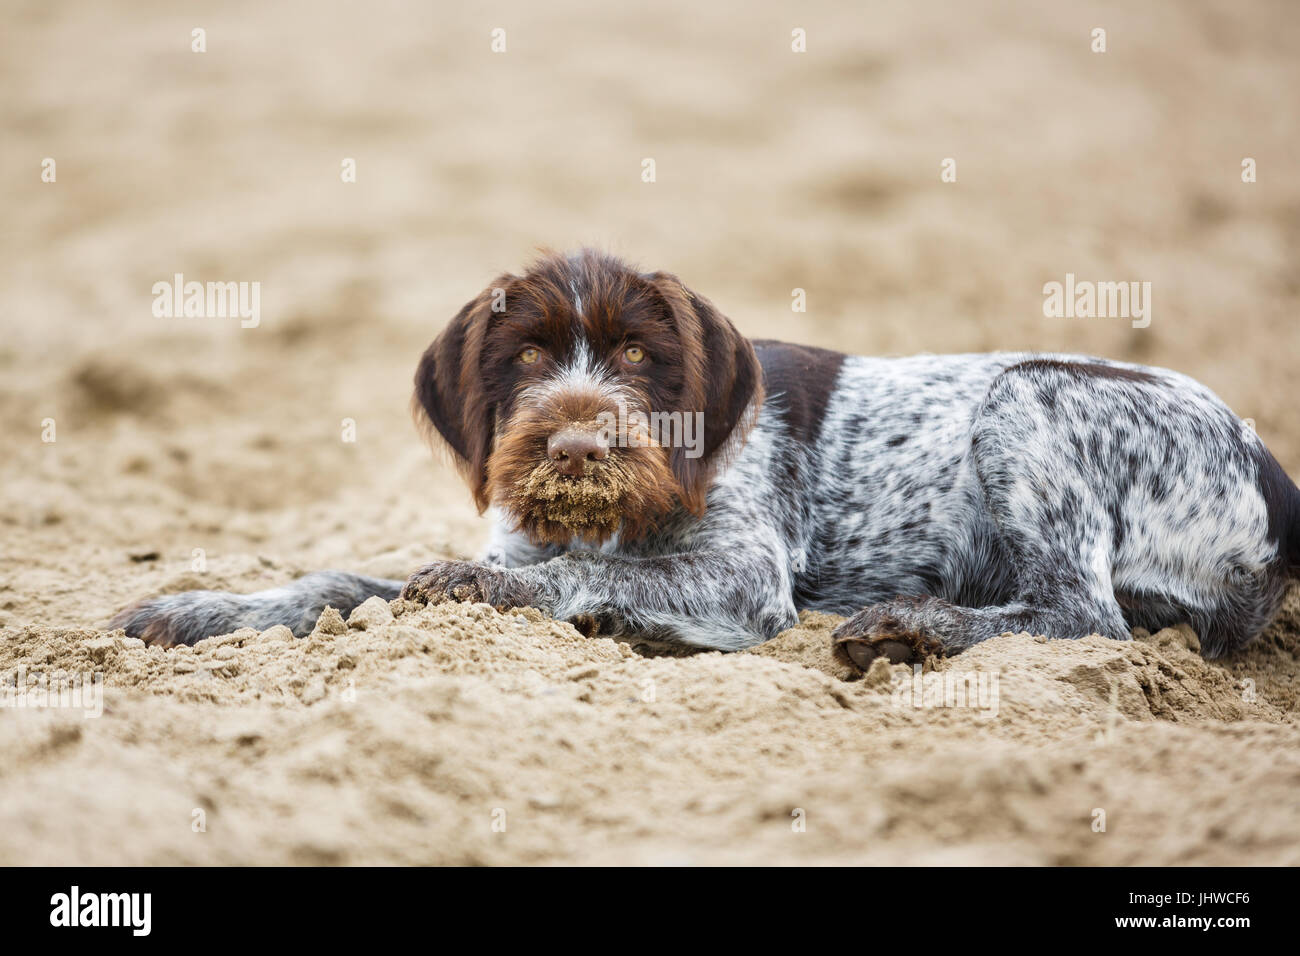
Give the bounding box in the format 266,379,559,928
1,591,1297,865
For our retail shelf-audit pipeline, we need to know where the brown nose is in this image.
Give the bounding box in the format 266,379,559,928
547,428,609,477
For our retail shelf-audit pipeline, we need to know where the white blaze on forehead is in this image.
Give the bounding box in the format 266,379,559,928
520,336,631,407
571,279,584,318
564,337,596,379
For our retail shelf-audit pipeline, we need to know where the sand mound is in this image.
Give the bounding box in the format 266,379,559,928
2,591,1297,865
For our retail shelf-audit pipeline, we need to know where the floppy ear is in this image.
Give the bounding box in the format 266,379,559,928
645,272,764,514
412,287,499,512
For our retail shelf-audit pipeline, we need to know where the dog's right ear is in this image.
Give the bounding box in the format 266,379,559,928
412,286,499,512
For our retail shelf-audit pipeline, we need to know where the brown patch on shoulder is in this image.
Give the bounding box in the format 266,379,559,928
751,340,847,444
751,341,846,543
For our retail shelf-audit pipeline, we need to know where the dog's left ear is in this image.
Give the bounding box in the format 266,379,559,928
645,272,764,514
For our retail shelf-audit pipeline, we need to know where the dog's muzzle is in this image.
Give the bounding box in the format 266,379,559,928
546,426,610,477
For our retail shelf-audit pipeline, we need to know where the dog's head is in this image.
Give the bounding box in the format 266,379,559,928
413,250,763,546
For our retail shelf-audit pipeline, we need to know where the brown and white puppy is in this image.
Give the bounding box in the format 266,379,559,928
112,249,1300,671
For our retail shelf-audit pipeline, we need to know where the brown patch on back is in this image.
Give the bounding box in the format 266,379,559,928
1009,358,1161,385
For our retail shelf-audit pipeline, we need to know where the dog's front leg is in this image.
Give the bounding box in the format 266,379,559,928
402,546,797,652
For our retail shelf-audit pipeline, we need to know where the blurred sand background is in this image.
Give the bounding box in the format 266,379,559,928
1,0,1299,864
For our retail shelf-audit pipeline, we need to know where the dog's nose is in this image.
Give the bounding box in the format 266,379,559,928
547,428,609,477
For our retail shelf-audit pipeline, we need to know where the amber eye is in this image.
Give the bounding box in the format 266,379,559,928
623,346,646,365
518,347,541,365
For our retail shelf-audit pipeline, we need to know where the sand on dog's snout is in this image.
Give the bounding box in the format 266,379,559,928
511,464,633,539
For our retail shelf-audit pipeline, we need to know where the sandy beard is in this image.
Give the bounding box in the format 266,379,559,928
487,442,684,547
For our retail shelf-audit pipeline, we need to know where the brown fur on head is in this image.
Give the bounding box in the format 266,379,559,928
412,249,764,546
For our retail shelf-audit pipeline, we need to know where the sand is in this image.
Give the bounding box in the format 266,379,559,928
3,0,1300,864
2,599,1299,864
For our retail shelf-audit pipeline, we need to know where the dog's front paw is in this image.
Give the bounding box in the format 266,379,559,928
401,560,538,610
831,598,947,673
